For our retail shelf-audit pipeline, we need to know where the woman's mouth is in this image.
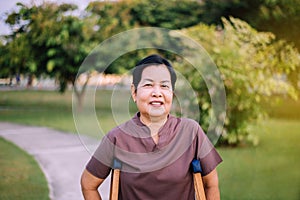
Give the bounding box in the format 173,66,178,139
150,101,163,106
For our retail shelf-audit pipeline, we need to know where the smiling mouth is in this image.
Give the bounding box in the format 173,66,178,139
150,101,163,106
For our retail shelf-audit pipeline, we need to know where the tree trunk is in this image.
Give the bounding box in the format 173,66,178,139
27,74,33,88
73,73,91,111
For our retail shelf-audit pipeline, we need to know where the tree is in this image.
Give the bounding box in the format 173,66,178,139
83,0,136,74
200,0,300,89
129,0,204,29
4,2,94,107
83,0,205,74
252,0,300,89
179,17,299,146
200,0,300,48
0,42,11,81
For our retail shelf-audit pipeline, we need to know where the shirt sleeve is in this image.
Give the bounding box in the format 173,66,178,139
195,125,222,176
85,134,115,179
86,156,111,179
199,148,222,176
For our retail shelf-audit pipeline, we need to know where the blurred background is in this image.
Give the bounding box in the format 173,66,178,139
0,0,299,199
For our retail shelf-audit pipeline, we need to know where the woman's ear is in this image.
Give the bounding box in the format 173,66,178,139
131,84,136,102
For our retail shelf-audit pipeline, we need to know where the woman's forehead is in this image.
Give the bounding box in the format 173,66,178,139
141,65,171,80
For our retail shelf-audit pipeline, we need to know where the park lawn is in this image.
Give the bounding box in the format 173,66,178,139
0,90,299,199
0,137,49,200
218,119,300,200
0,89,117,134
0,90,77,132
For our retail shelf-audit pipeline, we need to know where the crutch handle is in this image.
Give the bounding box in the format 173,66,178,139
109,159,122,200
191,159,206,200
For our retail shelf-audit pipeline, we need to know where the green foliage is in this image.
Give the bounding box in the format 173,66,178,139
129,0,203,29
0,31,32,82
83,0,205,74
179,17,299,146
200,0,300,52
252,0,300,44
197,0,300,94
200,0,261,24
0,43,10,78
3,2,92,91
86,0,134,42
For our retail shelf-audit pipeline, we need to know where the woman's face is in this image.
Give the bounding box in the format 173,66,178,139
131,65,173,123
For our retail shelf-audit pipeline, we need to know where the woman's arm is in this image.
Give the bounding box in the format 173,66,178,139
81,169,105,200
202,169,220,200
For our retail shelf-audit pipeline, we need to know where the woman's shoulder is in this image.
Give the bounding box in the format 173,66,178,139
105,116,143,140
105,119,131,139
169,115,203,135
176,116,200,128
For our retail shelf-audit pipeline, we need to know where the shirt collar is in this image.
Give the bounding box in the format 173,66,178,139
132,112,173,128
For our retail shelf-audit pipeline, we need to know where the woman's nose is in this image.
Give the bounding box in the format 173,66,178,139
151,85,162,97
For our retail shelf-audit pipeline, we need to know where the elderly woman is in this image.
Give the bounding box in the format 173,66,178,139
81,54,222,200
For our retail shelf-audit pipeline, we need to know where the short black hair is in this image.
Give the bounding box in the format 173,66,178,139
132,54,177,91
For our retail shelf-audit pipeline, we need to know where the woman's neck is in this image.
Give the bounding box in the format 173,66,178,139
140,115,168,136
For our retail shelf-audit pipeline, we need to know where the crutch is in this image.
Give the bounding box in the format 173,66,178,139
109,159,206,200
191,159,207,200
109,159,122,200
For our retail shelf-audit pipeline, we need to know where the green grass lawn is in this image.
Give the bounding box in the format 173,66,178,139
0,137,49,200
0,89,299,199
218,119,300,200
0,89,135,135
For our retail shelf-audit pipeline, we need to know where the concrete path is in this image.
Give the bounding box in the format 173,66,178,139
0,122,111,200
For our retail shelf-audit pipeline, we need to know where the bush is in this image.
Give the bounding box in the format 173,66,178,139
178,17,299,146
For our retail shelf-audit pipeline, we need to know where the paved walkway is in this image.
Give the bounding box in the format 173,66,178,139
0,122,111,200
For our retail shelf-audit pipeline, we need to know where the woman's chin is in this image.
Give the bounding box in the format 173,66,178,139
148,110,168,119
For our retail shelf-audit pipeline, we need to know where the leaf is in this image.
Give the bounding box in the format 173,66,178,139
47,60,55,72
29,62,37,73
47,49,56,57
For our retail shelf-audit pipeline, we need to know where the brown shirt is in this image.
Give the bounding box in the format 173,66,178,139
86,113,222,199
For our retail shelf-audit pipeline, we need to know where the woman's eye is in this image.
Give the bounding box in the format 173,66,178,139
161,84,170,88
144,83,152,87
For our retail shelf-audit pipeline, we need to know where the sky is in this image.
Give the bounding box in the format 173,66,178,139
0,0,94,35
